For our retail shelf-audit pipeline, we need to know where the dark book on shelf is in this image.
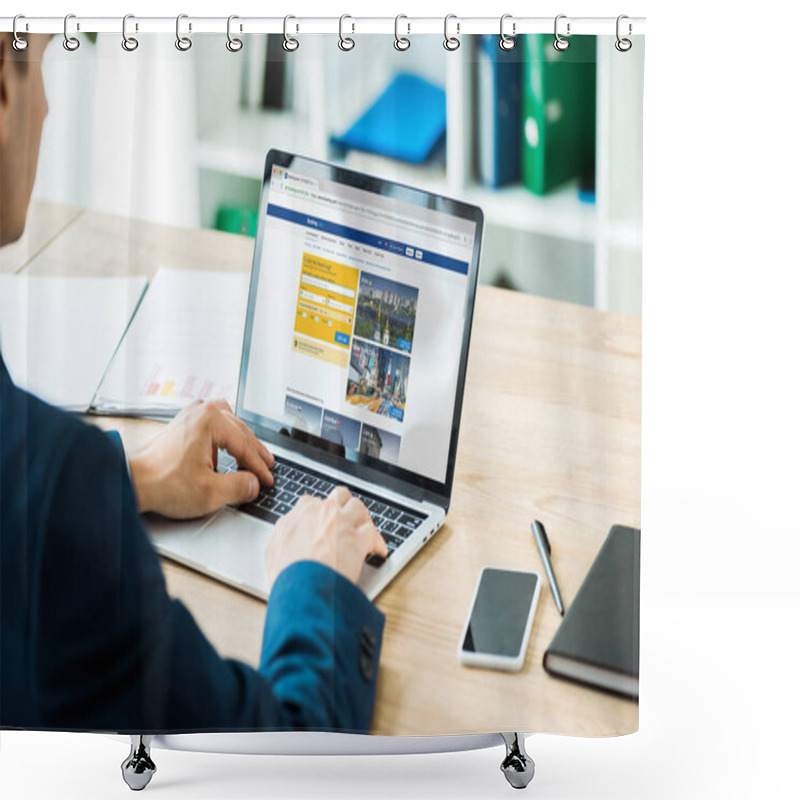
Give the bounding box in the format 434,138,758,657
474,34,522,187
262,34,287,109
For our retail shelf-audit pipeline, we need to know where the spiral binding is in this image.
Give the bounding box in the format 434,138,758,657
5,14,637,54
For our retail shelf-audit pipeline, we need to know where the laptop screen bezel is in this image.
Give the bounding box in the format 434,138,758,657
235,149,483,508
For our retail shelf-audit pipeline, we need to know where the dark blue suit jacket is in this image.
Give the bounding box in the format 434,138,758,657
0,357,384,733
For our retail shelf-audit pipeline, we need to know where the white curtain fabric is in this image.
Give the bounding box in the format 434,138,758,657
35,35,199,229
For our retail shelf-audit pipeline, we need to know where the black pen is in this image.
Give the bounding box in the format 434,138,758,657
531,520,565,616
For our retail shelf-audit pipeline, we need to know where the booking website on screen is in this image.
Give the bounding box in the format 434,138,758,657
242,165,477,483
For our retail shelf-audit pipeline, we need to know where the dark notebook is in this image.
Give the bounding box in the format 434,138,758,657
543,525,640,700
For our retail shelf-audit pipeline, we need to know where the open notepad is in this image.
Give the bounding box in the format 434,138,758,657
91,268,250,417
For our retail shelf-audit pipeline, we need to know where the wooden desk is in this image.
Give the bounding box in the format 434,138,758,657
14,200,641,737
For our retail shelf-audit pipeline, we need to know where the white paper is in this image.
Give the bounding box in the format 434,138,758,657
91,268,250,417
0,274,148,411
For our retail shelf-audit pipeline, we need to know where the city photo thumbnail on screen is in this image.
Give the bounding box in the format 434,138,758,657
359,423,401,466
346,339,410,422
284,394,323,435
321,409,362,451
353,271,418,354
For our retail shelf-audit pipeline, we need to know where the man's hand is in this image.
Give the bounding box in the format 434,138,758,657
128,399,274,519
265,487,388,590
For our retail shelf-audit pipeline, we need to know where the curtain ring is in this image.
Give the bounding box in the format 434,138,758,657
226,14,243,52
443,14,460,51
394,15,410,51
12,15,28,51
553,14,570,51
121,14,139,52
499,14,515,50
615,15,633,52
283,15,299,51
63,13,80,51
175,14,192,51
338,15,355,51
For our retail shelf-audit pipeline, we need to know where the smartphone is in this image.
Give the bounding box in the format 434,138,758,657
458,567,541,672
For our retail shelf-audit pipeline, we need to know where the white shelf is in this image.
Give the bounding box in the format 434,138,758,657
607,220,643,252
340,151,597,244
464,182,597,243
195,111,313,180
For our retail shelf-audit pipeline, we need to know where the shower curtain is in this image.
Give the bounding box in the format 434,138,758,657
0,13,644,787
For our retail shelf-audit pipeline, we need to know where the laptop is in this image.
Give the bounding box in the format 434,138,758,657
148,149,483,601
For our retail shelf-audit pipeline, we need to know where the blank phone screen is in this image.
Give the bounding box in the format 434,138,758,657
462,569,539,657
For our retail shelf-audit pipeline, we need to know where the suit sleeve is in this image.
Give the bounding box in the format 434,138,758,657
34,424,384,734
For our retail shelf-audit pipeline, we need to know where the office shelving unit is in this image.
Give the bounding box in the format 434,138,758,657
192,34,643,314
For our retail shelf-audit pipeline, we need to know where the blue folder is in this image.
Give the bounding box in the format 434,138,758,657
330,73,446,165
476,34,522,187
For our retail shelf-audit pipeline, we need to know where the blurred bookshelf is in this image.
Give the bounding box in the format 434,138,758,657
191,34,643,315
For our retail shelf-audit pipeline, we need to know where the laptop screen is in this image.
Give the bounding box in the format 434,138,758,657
238,151,481,492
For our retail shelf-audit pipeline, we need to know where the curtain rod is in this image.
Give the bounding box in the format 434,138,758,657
0,16,646,37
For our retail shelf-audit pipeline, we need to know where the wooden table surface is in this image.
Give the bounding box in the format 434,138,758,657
9,200,641,737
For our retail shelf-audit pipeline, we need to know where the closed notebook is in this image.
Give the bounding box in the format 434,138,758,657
543,525,640,699
521,34,596,195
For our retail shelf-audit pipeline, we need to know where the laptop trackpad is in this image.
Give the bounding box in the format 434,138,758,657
181,509,272,596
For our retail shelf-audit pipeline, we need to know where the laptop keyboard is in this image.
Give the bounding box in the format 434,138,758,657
218,453,427,566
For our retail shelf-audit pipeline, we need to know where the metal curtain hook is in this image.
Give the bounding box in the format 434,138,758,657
553,14,570,51
226,14,243,52
444,14,460,51
394,14,410,51
63,13,80,51
175,14,192,51
283,15,299,51
499,14,516,50
12,15,28,51
338,15,355,51
615,14,632,52
122,14,139,52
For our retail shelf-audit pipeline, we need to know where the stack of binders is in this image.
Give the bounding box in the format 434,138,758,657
475,34,597,196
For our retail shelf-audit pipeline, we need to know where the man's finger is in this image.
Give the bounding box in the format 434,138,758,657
261,443,276,469
209,398,234,414
208,399,274,471
329,486,351,506
210,412,273,487
210,470,259,510
342,494,373,526
225,412,275,468
295,494,315,510
366,524,389,558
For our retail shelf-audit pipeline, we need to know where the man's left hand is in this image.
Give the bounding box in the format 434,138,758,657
128,399,274,519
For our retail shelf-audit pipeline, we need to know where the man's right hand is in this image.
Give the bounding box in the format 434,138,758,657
265,487,388,591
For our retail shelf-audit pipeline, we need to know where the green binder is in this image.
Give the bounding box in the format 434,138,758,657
521,35,597,195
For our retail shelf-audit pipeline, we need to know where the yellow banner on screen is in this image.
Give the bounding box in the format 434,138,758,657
294,253,358,351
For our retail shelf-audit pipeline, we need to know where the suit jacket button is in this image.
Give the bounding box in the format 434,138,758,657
361,625,376,650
